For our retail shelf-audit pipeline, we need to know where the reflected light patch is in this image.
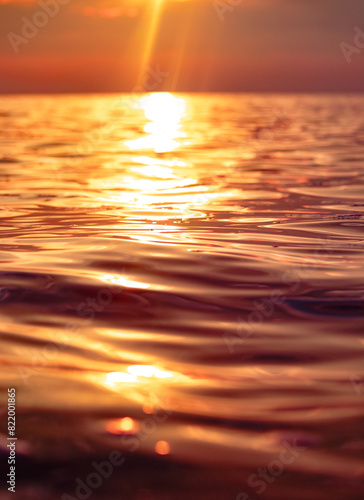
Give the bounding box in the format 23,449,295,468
131,165,177,179
105,365,174,389
101,274,150,289
132,156,187,168
106,417,138,435
105,372,137,386
143,403,155,414
142,93,185,124
123,176,196,192
125,93,186,153
155,440,170,455
127,365,173,379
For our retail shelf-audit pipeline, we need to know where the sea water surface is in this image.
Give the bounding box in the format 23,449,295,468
0,93,364,500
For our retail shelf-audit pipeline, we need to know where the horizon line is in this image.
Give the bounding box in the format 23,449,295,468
1,90,364,96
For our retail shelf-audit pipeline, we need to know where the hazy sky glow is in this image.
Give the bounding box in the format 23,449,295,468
1,0,364,92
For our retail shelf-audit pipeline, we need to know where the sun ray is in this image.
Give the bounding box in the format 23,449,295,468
137,0,166,88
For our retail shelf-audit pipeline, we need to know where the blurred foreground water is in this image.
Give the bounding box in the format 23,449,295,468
0,93,363,499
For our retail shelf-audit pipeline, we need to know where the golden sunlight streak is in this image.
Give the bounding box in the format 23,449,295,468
137,0,166,87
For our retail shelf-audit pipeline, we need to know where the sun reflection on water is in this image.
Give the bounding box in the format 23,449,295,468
127,365,173,379
101,273,150,289
3,95,364,493
103,365,180,411
125,93,187,153
105,365,174,388
91,92,234,224
106,417,138,435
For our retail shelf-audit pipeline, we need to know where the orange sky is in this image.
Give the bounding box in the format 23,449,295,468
1,0,364,92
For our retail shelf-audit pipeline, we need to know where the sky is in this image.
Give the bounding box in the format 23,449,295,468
1,0,364,93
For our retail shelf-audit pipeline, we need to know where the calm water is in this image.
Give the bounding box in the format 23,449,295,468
0,93,364,500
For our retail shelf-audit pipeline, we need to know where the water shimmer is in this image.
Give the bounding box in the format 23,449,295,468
0,93,364,500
